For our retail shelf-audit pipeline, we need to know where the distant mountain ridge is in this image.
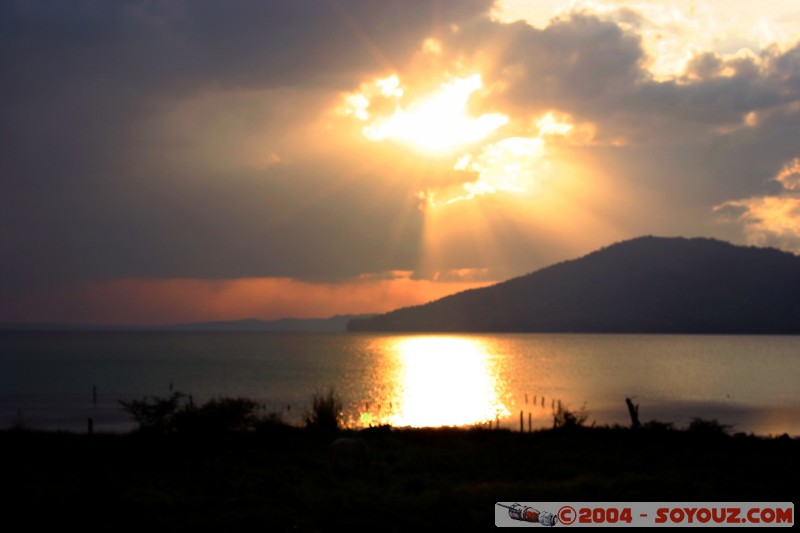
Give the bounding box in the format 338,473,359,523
154,314,374,332
2,315,373,333
347,236,800,333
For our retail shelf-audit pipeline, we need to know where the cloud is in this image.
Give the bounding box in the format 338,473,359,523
430,12,800,145
431,268,494,282
378,10,800,235
715,158,800,252
2,1,800,323
0,0,495,192
430,11,800,222
449,13,647,121
495,0,800,76
1,1,497,293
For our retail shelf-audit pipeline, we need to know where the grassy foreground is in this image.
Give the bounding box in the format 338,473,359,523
2,424,797,529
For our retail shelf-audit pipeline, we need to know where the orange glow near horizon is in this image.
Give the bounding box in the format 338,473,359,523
4,275,496,326
384,336,510,427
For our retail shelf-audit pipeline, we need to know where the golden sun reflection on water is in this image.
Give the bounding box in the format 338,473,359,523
382,336,510,427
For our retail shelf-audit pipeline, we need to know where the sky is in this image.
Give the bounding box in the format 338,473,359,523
2,0,799,325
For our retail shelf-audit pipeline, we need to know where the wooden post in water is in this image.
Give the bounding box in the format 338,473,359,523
528,412,532,432
519,410,523,432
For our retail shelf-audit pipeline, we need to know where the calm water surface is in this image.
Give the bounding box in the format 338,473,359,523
1,332,798,436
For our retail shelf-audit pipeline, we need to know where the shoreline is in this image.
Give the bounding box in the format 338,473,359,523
6,402,800,439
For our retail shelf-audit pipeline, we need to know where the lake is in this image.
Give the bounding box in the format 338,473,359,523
1,331,799,436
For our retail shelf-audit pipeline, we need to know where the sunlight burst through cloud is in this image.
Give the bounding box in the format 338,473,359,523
536,112,574,137
338,46,601,208
352,73,509,153
443,137,544,205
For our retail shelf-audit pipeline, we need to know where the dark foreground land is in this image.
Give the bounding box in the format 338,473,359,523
2,425,797,530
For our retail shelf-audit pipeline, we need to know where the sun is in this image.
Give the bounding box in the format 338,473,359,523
337,69,593,211
343,73,508,154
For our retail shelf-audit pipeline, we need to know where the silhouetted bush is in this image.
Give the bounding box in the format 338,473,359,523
305,388,342,431
120,393,274,434
171,397,261,434
552,403,589,429
687,417,732,436
253,410,294,434
119,392,186,434
261,410,286,425
642,420,675,432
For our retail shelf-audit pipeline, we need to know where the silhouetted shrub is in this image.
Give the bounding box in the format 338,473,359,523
643,420,675,432
171,397,261,434
687,417,732,436
119,392,186,434
261,410,286,425
552,403,589,429
253,410,293,433
305,388,342,431
120,393,272,434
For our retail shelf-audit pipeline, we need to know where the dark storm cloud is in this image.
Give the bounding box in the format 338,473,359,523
0,0,492,293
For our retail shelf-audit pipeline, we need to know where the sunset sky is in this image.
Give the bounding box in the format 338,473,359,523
2,0,800,325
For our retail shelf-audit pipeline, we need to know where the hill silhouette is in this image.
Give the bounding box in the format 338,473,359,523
348,236,800,333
